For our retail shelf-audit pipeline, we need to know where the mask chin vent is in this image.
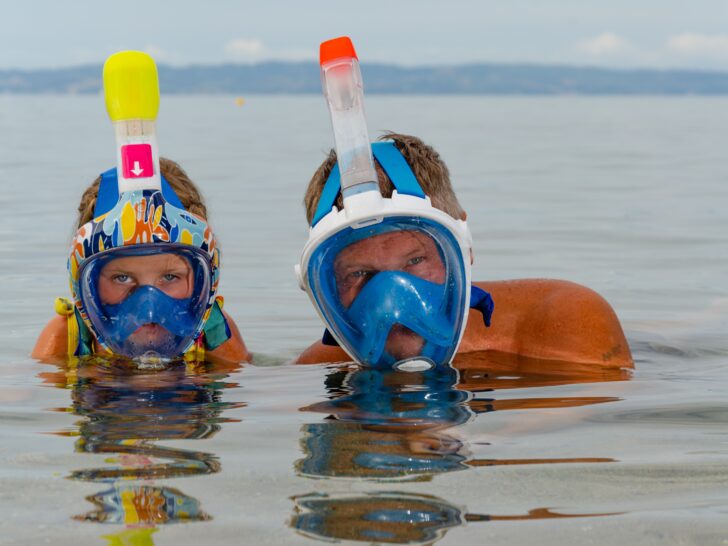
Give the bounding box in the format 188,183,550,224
393,357,435,372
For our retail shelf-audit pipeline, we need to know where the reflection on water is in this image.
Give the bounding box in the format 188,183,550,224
291,492,622,544
292,492,464,545
293,358,628,543
297,366,471,480
40,357,243,542
78,484,209,524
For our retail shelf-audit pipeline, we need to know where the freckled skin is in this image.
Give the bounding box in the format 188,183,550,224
297,232,633,370
32,254,250,363
333,231,446,361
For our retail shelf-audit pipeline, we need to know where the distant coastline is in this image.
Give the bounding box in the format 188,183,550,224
2,61,728,95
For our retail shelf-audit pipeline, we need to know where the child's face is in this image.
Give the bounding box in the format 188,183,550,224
333,230,446,360
98,253,194,345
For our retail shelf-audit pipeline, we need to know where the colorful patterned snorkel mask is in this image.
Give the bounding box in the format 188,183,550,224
68,168,220,359
68,50,221,361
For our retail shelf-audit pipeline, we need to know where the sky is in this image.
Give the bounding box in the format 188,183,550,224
2,0,728,71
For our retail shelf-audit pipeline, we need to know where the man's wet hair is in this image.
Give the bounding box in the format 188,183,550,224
303,132,466,224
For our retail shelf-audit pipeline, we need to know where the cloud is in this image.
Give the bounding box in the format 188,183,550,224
667,33,728,58
143,45,168,61
578,32,629,56
224,38,265,61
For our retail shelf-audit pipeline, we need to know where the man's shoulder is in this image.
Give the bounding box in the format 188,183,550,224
463,279,632,367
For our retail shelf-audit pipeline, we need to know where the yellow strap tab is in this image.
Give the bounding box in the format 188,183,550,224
54,297,74,316
55,297,79,358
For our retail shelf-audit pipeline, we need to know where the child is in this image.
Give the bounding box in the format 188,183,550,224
32,158,249,364
296,133,632,370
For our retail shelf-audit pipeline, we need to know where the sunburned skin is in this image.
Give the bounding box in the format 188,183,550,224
98,253,195,349
333,230,446,361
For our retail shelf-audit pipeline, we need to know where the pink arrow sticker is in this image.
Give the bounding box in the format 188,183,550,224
121,144,154,178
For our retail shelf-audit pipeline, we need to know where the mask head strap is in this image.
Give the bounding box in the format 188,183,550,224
311,141,427,227
94,167,185,218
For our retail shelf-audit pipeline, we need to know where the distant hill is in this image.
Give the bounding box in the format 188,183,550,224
2,61,728,95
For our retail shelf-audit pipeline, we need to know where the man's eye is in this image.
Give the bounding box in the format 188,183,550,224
350,270,372,280
408,256,425,266
163,273,179,282
113,274,130,283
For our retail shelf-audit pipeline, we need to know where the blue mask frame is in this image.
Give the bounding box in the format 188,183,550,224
307,217,469,368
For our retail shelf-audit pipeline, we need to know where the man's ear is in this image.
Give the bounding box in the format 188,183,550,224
461,211,468,221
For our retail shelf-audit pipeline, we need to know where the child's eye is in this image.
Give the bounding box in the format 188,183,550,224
350,270,373,280
407,256,425,266
113,274,130,283
162,273,179,282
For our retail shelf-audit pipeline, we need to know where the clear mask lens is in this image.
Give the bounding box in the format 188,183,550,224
78,245,212,359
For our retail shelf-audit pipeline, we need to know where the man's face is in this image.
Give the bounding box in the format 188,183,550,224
98,253,194,347
333,230,446,360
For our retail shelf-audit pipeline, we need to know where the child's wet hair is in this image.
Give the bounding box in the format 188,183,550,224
303,132,466,224
76,158,208,227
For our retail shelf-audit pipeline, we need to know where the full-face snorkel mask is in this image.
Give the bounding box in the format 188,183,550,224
295,37,491,369
68,52,220,360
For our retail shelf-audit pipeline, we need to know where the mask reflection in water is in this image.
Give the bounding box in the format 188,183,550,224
292,492,464,544
291,491,622,545
292,358,627,544
296,365,472,480
43,357,243,532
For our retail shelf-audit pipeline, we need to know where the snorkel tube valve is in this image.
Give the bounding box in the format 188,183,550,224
320,37,381,206
103,51,161,193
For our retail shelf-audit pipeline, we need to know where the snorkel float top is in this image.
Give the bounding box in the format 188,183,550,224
319,37,380,202
296,37,488,370
104,51,162,192
68,51,222,361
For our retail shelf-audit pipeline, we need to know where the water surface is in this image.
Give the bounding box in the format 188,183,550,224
0,95,726,545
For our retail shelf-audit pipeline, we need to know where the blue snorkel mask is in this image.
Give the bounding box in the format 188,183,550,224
296,37,491,369
299,143,477,368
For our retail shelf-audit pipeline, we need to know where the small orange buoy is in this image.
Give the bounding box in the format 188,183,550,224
235,97,245,107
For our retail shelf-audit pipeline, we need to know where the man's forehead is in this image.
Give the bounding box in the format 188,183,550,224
335,230,433,264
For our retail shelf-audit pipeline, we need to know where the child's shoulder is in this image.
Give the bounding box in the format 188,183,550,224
31,315,68,360
462,279,632,368
207,311,251,364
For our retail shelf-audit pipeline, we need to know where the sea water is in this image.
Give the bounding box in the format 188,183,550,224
0,95,726,545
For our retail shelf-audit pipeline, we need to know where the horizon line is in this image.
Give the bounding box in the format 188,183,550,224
2,60,728,76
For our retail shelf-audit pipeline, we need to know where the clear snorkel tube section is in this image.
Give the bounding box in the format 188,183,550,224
320,37,380,205
103,51,161,193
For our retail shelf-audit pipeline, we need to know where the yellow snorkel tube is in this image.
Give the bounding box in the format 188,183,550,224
103,51,161,193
